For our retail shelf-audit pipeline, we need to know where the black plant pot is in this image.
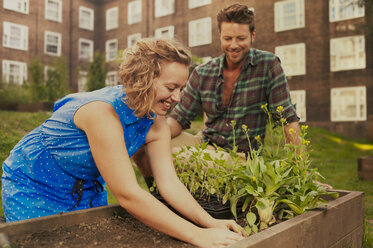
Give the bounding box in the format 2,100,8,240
151,191,245,219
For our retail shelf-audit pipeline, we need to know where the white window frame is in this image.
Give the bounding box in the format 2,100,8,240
329,0,365,22
78,71,88,92
127,33,141,48
274,0,305,32
2,60,27,85
106,7,118,30
3,22,28,51
188,0,211,9
155,25,175,38
275,43,306,76
128,0,142,25
78,38,94,62
79,6,94,31
331,86,366,122
44,30,62,56
290,90,306,122
155,0,174,18
106,71,118,86
189,17,212,47
3,0,29,14
105,39,118,62
330,35,365,72
45,0,62,23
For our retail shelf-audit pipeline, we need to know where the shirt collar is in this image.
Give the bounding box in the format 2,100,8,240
121,99,155,125
218,48,258,76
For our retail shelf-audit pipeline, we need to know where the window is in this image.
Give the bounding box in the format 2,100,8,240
331,86,366,121
290,90,306,122
188,0,211,9
106,7,118,30
128,0,141,25
3,0,29,14
330,35,365,71
155,25,174,38
189,17,212,47
106,71,118,86
127,33,141,48
78,71,88,92
155,0,174,17
44,31,61,56
45,0,62,22
2,60,27,85
274,0,305,32
79,6,94,31
329,0,364,22
275,43,305,76
106,39,118,62
3,22,28,51
79,38,94,61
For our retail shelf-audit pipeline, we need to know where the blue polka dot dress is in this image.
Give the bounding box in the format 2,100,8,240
1,86,154,222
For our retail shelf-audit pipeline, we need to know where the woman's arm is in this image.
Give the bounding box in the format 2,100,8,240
146,115,244,233
74,101,243,247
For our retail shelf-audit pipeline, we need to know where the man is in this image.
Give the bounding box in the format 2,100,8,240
134,3,300,185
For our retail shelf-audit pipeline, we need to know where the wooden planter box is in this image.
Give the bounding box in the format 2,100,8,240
0,190,364,248
358,156,373,181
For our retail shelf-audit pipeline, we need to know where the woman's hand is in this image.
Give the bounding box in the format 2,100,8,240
206,218,246,237
191,227,244,248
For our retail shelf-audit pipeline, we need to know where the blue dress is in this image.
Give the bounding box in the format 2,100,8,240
1,86,154,222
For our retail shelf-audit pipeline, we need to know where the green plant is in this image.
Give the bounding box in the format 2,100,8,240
29,57,47,102
45,56,69,101
86,52,107,91
172,105,338,236
0,82,32,107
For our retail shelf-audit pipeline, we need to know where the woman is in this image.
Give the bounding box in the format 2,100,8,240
2,38,244,247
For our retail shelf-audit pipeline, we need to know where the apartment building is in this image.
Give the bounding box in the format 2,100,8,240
1,0,372,139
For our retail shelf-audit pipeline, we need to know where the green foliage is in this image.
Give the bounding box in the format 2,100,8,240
1,57,70,106
45,57,69,102
0,83,32,107
86,52,107,91
29,57,47,101
172,105,338,235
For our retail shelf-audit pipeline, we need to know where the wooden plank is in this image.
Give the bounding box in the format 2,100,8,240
228,190,364,248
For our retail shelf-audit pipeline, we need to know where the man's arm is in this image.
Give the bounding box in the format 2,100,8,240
284,121,301,146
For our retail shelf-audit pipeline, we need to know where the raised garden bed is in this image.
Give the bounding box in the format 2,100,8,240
0,190,363,248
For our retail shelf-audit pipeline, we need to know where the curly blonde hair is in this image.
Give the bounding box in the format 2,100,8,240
119,38,191,118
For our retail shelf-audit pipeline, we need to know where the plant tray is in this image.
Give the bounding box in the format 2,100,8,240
0,190,364,248
151,191,245,219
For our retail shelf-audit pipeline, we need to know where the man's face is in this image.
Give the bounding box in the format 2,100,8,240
220,22,255,67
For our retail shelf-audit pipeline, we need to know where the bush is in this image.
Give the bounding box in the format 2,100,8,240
87,52,107,91
45,57,69,102
0,82,32,109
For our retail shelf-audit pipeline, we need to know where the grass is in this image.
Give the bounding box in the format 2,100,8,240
0,111,372,245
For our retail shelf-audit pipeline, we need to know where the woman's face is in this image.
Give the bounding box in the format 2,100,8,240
152,62,189,116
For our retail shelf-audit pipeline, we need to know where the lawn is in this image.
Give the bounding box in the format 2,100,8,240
0,110,372,245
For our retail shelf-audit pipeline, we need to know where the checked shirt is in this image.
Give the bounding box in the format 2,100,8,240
169,48,299,154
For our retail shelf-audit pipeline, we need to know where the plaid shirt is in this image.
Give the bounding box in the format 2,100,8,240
169,48,299,153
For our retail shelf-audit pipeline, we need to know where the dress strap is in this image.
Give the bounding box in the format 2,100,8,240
68,179,104,211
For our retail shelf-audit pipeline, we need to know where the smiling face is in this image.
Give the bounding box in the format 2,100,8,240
152,62,189,116
220,22,255,68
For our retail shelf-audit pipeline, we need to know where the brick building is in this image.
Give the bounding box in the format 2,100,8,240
1,0,372,139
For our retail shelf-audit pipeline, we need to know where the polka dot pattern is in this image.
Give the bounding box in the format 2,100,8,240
1,86,154,222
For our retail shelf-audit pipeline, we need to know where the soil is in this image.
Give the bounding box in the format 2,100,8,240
10,194,247,248
12,214,195,248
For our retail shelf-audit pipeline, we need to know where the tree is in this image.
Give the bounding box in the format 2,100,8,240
45,56,69,102
29,57,47,102
86,52,107,91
